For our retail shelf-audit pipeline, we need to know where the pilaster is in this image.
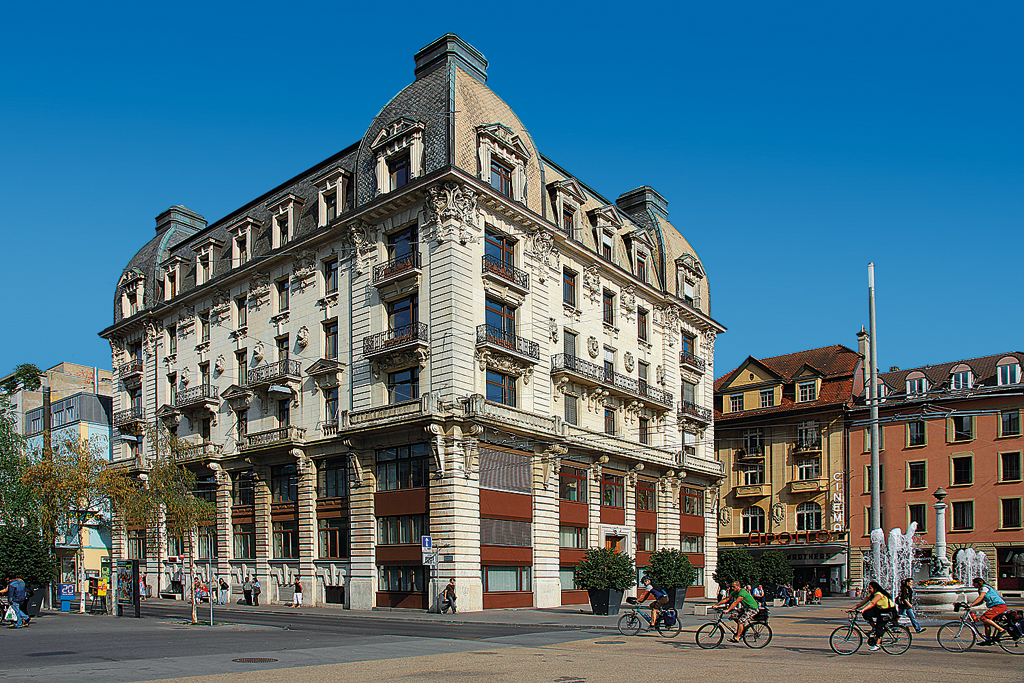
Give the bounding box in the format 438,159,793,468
532,449,561,608
294,449,318,603
252,464,272,599
348,451,376,609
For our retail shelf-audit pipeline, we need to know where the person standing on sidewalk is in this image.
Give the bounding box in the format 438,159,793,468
252,577,261,606
218,577,229,605
1,575,30,628
242,576,252,606
752,584,766,609
898,578,926,634
292,578,302,608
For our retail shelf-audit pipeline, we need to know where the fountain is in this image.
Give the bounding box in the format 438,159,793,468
954,548,990,586
864,522,921,600
913,487,972,613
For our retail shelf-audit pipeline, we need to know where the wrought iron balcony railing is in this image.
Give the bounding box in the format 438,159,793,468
174,384,219,408
240,425,306,450
363,322,430,357
113,406,145,428
551,354,673,406
373,250,421,285
794,438,823,452
679,350,706,373
476,324,540,361
482,254,529,291
246,359,302,387
118,361,144,380
677,400,713,424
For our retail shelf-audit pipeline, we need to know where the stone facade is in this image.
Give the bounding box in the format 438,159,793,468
98,34,725,610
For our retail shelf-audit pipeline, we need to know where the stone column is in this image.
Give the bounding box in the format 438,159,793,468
532,446,564,608
211,464,233,600
293,449,318,604
252,464,272,602
932,487,952,578
348,451,376,610
588,462,603,548
658,475,680,551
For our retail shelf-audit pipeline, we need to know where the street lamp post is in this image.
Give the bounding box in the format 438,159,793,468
932,487,952,579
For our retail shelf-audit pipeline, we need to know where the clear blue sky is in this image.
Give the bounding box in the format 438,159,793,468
1,0,1020,380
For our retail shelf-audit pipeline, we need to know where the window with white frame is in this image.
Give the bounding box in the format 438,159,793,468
191,237,222,286
796,502,822,531
760,389,774,408
798,380,817,402
906,374,928,395
267,194,304,250
949,367,972,390
729,394,744,413
314,169,347,227
227,217,257,268
743,428,763,455
997,357,1021,386
372,118,424,196
163,257,183,300
797,458,820,480
742,463,764,486
476,123,529,203
601,230,614,261
741,506,765,534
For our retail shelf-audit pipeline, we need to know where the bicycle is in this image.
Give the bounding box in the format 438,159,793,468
617,597,682,637
695,606,772,649
936,602,1023,655
829,610,911,655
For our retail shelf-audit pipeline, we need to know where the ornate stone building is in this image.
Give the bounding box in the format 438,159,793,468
98,34,725,610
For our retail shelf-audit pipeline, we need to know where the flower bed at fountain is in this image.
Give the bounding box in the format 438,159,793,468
916,580,966,613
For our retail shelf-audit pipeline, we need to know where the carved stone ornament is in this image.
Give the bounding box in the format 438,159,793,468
291,250,317,292
210,288,230,320
214,355,225,375
623,352,635,373
424,182,479,245
582,265,601,305
718,507,732,526
252,340,265,363
476,350,533,384
143,322,159,357
621,285,636,316
342,221,377,276
772,502,786,525
296,326,309,348
656,365,666,386
249,272,271,309
180,367,191,386
587,336,600,359
702,327,717,349
528,229,560,283
549,318,558,343
371,348,429,378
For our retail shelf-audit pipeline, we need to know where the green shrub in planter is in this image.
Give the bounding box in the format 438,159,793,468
645,549,697,608
574,547,636,615
712,548,758,588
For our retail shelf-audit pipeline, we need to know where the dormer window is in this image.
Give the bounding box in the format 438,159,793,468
276,215,289,246
562,207,575,235
797,380,817,402
313,168,348,227
190,236,223,286
371,118,425,196
601,231,614,261
549,178,586,239
675,254,705,308
906,374,928,395
997,357,1022,386
636,254,648,283
476,123,530,203
267,194,304,250
126,291,139,316
490,158,512,196
949,365,972,390
165,272,176,299
227,217,258,268
323,191,337,223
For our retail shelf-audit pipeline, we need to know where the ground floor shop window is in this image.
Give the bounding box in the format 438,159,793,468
559,567,580,591
680,535,704,554
483,565,531,592
198,525,217,559
127,529,146,560
997,547,1024,591
273,521,299,558
379,565,425,592
233,524,255,559
319,518,349,558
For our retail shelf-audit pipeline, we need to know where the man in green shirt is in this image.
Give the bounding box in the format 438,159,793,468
713,580,764,642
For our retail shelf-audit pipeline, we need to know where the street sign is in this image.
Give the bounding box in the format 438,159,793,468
421,535,432,550
422,551,438,566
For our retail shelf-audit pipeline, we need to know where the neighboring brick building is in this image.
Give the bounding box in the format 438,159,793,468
714,343,862,595
848,352,1024,596
98,34,725,610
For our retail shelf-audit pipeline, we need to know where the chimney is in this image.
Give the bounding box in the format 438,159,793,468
889,366,899,372
414,34,488,84
616,186,669,221
856,326,870,392
156,205,206,235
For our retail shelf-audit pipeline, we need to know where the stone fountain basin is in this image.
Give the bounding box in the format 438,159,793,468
915,583,968,613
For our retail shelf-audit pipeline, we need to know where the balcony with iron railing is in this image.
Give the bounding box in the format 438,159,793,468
246,359,302,387
176,440,223,461
240,425,306,451
476,325,539,363
174,384,219,409
481,255,529,292
793,438,823,453
550,354,673,407
679,350,706,374
363,322,430,359
735,445,766,460
677,400,713,424
113,406,146,429
373,250,421,287
119,360,144,383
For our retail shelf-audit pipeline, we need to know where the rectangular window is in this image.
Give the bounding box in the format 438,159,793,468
167,373,177,407
743,428,763,455
235,234,248,265
276,214,290,247
730,394,743,412
1001,452,1022,482
951,501,974,530
1000,410,1021,437
236,296,247,328
681,378,695,404
166,271,177,299
563,330,577,358
166,325,177,356
198,525,217,559
563,269,577,307
324,320,339,360
376,443,430,491
483,519,533,547
798,381,817,402
865,463,886,493
167,535,183,558
199,361,211,388
324,258,339,294
638,417,650,445
318,457,347,498
602,290,615,325
637,532,656,552
908,504,928,533
760,389,774,408
561,207,575,235
482,565,531,592
559,465,587,502
388,367,419,404
387,224,417,259
682,486,704,516
952,456,973,485
199,311,210,342
486,370,516,406
324,387,339,425
797,458,820,480
908,461,927,489
233,523,255,559
636,480,656,511
743,463,764,486
682,333,696,358
235,348,247,384
379,565,425,592
604,407,615,435
271,464,298,502
127,529,146,560
908,421,926,447
564,394,578,426
558,526,587,549
324,190,338,223
907,377,927,395
559,567,580,591
319,518,349,558
278,397,290,427
490,159,513,196
277,278,290,312
389,152,411,190
377,514,428,544
604,348,615,383
865,426,885,452
1002,498,1023,529
601,232,613,261
636,256,647,282
232,471,254,506
388,294,418,331
637,308,649,342
998,363,1021,386
950,370,971,390
602,473,624,507
273,521,299,558
680,535,704,554
951,415,973,442
277,335,289,361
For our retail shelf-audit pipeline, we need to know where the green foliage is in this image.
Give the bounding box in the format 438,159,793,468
0,396,36,527
713,548,759,587
1,364,43,394
0,526,57,587
645,549,697,589
573,547,636,592
756,549,793,587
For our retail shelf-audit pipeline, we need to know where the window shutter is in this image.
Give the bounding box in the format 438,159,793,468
479,448,532,493
946,418,953,443
563,332,576,358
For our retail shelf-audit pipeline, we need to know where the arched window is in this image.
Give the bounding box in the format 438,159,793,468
741,506,765,534
997,356,1022,386
906,371,928,396
949,364,973,391
796,501,822,531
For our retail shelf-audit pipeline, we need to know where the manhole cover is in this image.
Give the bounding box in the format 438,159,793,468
232,658,279,663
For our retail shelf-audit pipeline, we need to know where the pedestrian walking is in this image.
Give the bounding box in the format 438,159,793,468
252,577,261,606
1,575,30,628
440,578,457,614
243,576,252,606
140,574,148,600
292,578,303,608
898,578,926,633
218,577,229,605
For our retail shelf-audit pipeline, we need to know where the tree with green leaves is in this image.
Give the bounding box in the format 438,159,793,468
0,526,57,588
713,548,759,588
756,549,793,596
573,547,637,592
645,549,697,590
0,395,36,528
1,364,42,394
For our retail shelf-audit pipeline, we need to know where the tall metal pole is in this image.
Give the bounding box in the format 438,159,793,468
868,263,882,583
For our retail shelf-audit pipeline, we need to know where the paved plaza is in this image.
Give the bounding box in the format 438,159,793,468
0,599,1021,683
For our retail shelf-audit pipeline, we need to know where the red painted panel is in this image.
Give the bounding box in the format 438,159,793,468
231,509,253,524
316,498,349,515
375,488,429,516
636,511,657,531
561,590,589,605
481,545,533,564
376,591,427,609
560,549,586,565
376,544,421,564
600,506,625,525
560,500,589,525
483,592,534,609
687,553,706,568
636,551,651,567
686,586,705,599
480,489,532,520
679,515,705,535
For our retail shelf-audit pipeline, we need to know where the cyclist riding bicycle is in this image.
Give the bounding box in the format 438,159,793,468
968,577,1010,645
850,581,897,651
638,575,669,629
713,580,763,643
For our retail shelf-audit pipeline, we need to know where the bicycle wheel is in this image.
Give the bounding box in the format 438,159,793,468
880,625,912,655
829,625,862,655
743,622,772,649
656,612,683,638
617,612,643,636
997,634,1024,655
696,622,725,649
936,622,976,652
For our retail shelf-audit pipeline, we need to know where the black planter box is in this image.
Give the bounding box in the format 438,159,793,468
588,588,624,615
666,586,688,610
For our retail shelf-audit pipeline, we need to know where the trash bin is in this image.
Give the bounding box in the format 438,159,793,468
60,596,73,612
